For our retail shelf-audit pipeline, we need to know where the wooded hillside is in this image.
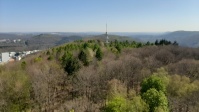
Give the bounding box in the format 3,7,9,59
0,39,199,112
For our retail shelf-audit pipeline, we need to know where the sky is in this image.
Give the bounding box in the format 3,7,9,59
0,0,199,32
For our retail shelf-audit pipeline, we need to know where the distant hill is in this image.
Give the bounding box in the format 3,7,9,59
159,31,199,47
0,33,34,39
0,33,84,51
27,33,138,49
131,31,199,48
2,31,199,48
85,34,138,42
0,32,138,51
26,34,83,49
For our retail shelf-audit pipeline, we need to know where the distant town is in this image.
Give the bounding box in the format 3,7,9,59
0,50,40,64
0,38,22,43
0,37,42,64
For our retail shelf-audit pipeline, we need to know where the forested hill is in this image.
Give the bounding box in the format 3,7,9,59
160,31,199,47
1,39,199,112
85,34,137,42
0,33,137,51
25,34,83,49
132,31,199,48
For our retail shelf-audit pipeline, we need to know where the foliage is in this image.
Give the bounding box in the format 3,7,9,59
141,75,169,112
78,50,90,66
47,55,53,61
93,44,99,51
168,75,199,97
104,95,149,112
0,69,31,111
0,39,198,111
83,42,89,49
34,57,42,62
115,44,122,53
141,75,167,94
103,96,127,112
46,50,50,55
105,79,149,112
142,88,168,112
155,39,178,46
152,68,170,88
63,56,81,75
127,96,149,112
21,61,26,70
96,47,103,61
107,79,127,99
61,51,81,75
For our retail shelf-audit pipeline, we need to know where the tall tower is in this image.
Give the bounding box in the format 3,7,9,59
106,24,109,43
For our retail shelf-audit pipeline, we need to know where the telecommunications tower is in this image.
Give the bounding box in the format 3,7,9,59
106,24,109,43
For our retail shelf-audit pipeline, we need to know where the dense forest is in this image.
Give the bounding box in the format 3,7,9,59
1,39,199,112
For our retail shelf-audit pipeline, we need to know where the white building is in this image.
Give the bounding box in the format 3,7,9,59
9,52,16,57
13,40,16,43
0,52,10,63
25,51,31,55
16,56,21,61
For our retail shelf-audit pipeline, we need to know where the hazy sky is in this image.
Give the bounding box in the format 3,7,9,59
0,0,199,32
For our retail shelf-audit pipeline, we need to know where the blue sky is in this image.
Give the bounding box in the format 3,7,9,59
0,0,199,32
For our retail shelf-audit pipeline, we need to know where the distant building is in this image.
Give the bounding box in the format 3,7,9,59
16,56,21,61
21,54,26,57
0,52,10,62
17,39,21,42
33,50,40,53
0,49,41,64
0,39,7,43
26,51,31,55
9,52,16,57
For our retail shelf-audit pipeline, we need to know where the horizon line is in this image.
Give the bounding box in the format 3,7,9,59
0,30,197,33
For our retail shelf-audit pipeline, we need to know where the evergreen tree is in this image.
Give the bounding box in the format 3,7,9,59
83,43,89,49
137,43,143,48
155,40,159,45
115,44,122,53
93,44,99,51
146,41,151,46
78,50,89,66
96,48,103,61
173,41,178,46
61,52,81,75
46,50,50,55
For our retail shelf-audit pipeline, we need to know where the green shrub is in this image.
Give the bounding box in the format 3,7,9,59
21,61,26,70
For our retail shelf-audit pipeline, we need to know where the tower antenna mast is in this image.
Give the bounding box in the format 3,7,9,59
106,23,107,33
106,23,109,43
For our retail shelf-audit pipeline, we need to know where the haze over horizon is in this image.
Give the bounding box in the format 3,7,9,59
0,0,199,32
